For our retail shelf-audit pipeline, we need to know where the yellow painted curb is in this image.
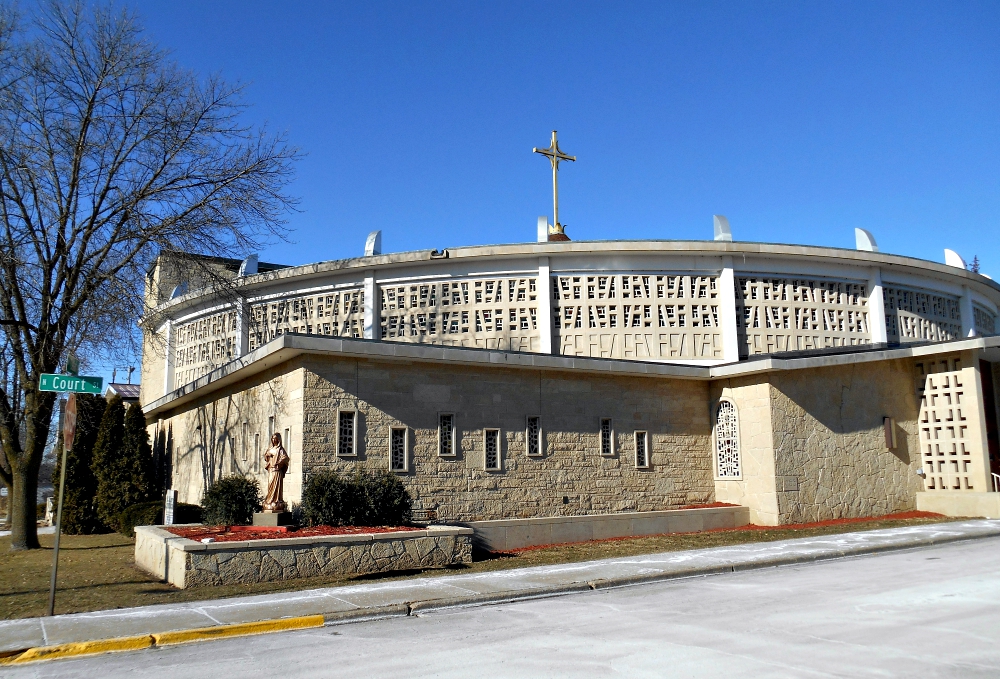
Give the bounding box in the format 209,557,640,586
152,615,325,646
0,615,326,665
6,634,154,664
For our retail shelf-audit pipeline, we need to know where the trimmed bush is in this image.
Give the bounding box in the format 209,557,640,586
202,476,261,526
123,403,157,499
119,501,204,538
302,470,412,527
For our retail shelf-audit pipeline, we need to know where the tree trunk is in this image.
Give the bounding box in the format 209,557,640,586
9,465,40,550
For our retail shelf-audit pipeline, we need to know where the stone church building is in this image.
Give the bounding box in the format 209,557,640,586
139,230,1000,526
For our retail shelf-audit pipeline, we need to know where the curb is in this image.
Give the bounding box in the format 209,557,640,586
0,615,324,665
3,526,999,665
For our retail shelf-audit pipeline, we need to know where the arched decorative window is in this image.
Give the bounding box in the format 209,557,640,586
715,399,741,478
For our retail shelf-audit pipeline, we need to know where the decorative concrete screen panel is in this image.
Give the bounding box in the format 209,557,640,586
974,304,997,336
554,274,722,361
714,399,741,478
883,285,961,344
380,277,540,351
916,357,980,491
248,288,365,351
173,311,239,388
736,276,870,357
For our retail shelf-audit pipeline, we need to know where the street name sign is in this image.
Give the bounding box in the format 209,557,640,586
39,374,103,394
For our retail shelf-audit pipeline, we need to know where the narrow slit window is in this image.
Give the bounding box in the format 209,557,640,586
600,418,614,456
284,428,290,456
390,427,408,472
338,410,357,457
241,423,248,461
254,433,260,472
634,431,649,468
438,413,455,456
484,429,501,471
526,417,541,457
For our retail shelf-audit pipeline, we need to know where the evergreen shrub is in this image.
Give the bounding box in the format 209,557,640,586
202,476,261,526
93,398,157,534
119,501,203,537
302,470,412,527
56,394,108,534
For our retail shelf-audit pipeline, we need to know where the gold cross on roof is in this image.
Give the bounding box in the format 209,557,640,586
533,130,576,235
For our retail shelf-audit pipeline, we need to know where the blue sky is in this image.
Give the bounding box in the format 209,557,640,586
93,0,1000,381
131,0,999,269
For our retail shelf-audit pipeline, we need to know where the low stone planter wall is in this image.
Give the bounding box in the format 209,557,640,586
461,506,751,552
135,525,473,588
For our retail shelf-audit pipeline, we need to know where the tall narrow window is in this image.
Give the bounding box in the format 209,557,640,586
715,399,741,478
338,410,357,457
600,418,614,456
526,417,541,457
241,423,248,461
634,431,649,469
268,415,275,438
284,428,290,456
254,433,261,472
438,413,455,456
390,427,408,472
484,429,501,471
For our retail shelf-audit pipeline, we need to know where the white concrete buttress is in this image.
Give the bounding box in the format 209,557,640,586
719,257,740,362
363,271,378,339
538,257,553,354
867,268,888,344
163,320,175,396
960,285,976,338
235,297,249,358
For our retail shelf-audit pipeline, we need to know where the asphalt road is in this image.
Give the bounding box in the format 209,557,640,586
10,537,1000,678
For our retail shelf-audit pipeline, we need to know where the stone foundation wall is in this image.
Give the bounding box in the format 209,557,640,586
767,358,923,523
301,357,715,522
135,525,473,588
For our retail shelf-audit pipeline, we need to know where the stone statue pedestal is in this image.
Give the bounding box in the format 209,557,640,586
253,511,293,527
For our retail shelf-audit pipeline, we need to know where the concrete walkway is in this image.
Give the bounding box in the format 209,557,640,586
2,519,999,656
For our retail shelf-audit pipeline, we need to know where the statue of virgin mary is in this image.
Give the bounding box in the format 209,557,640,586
262,432,289,512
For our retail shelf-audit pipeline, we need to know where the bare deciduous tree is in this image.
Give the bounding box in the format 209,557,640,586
0,1,297,550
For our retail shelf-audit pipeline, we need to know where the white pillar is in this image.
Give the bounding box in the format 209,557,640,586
719,257,740,362
363,271,378,339
235,297,249,357
960,285,976,338
868,268,888,344
163,320,175,396
537,257,553,354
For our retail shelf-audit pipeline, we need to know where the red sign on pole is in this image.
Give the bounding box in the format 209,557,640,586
63,393,77,452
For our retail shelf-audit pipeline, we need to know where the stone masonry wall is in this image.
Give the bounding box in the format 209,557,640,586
767,358,923,523
183,533,472,587
300,356,715,522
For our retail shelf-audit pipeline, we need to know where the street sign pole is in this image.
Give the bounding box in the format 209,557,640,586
47,392,77,617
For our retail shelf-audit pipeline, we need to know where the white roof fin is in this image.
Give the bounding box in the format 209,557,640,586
713,215,732,242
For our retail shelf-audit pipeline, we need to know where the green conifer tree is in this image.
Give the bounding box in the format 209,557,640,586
123,403,157,501
92,394,134,531
55,394,109,534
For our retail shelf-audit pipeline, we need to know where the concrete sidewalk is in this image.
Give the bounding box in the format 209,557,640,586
3,520,1000,659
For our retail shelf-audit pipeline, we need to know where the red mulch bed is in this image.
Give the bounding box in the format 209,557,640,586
503,510,947,554
679,502,741,510
166,524,422,543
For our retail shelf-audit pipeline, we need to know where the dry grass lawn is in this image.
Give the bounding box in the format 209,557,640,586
0,515,961,620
